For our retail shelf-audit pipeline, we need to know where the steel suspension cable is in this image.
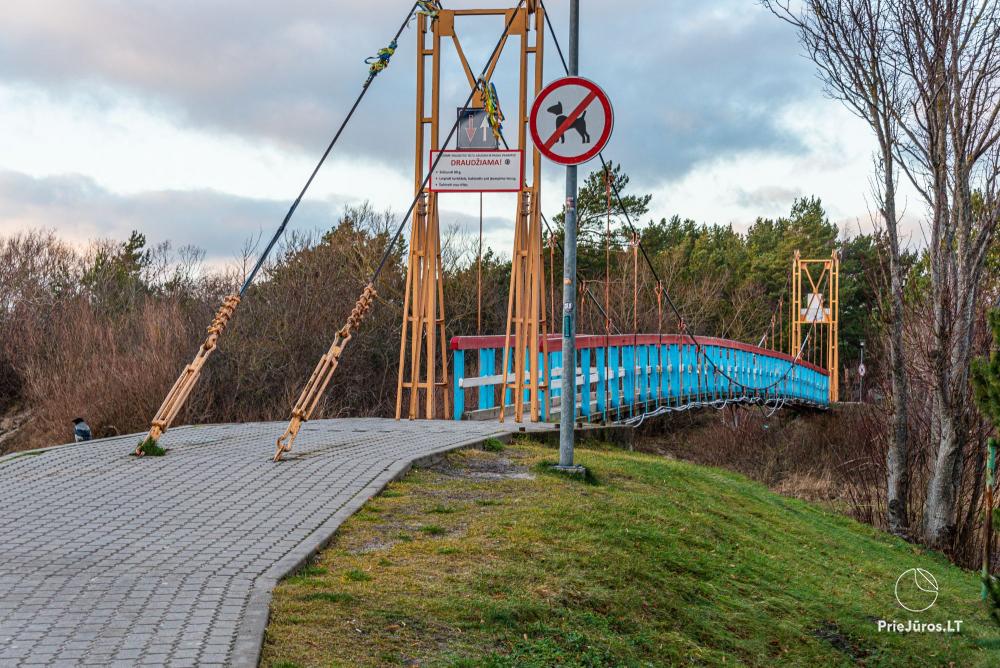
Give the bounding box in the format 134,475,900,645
273,1,527,461
549,234,556,330
133,2,421,455
606,177,799,392
601,141,820,394
758,270,791,349
538,212,622,336
488,119,621,334
240,3,419,294
492,127,624,337
538,0,818,397
605,166,613,418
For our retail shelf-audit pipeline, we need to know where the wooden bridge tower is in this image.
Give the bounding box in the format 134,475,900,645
396,2,549,421
791,250,840,402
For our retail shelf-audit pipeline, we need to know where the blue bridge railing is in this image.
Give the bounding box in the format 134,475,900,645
450,334,830,421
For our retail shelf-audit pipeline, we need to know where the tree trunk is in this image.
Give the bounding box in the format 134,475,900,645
885,262,910,534
924,402,967,549
958,444,984,562
882,159,911,538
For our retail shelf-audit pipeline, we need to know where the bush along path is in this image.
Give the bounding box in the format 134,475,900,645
263,440,1000,667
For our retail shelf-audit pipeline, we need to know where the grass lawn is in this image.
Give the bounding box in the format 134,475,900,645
261,440,1000,667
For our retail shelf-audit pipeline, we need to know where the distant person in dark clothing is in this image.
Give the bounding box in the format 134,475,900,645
73,418,92,442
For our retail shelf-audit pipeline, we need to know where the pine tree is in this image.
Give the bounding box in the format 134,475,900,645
973,310,1000,429
972,309,1000,618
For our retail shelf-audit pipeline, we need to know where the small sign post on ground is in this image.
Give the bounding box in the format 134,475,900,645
858,340,866,402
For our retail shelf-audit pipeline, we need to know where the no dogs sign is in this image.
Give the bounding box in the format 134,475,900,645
529,76,614,165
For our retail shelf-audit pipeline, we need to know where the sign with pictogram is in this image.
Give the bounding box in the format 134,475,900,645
428,150,523,193
529,76,614,165
802,293,830,323
456,107,497,150
858,362,866,377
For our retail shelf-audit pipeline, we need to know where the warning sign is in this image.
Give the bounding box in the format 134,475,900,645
529,76,614,165
428,150,523,193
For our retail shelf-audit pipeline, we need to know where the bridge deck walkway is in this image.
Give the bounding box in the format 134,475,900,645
0,418,554,667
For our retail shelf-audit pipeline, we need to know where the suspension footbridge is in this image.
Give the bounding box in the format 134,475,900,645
2,2,843,667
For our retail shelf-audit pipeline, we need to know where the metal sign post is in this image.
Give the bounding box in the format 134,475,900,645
559,0,581,470
527,2,614,469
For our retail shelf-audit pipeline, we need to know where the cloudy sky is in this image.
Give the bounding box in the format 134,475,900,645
0,0,917,267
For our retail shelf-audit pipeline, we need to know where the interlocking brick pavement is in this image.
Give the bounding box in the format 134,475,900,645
0,418,554,667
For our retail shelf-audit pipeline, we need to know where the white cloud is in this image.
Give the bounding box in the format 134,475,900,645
0,82,412,206
644,98,926,239
0,0,929,261
0,79,577,254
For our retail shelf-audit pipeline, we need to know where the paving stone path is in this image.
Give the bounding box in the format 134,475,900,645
0,418,553,667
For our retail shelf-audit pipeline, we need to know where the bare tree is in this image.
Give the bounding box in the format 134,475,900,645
892,0,1000,548
764,0,913,536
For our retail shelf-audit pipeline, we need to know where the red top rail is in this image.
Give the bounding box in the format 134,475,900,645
449,334,829,376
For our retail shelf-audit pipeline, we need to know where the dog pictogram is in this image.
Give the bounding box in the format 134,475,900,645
529,76,613,165
546,101,590,144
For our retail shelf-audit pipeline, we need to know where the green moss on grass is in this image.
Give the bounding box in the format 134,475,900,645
429,504,457,514
345,569,371,582
135,437,166,457
300,591,354,604
420,524,446,536
283,565,327,586
482,437,506,453
1,450,45,464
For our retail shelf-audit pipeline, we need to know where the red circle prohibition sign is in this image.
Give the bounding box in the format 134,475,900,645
529,76,614,166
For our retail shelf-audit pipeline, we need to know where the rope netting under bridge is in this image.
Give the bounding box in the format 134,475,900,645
132,0,838,463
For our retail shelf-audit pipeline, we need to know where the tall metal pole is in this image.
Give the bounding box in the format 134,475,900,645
558,0,580,468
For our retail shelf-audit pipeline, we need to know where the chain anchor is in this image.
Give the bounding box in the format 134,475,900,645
135,294,241,456
274,284,377,462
